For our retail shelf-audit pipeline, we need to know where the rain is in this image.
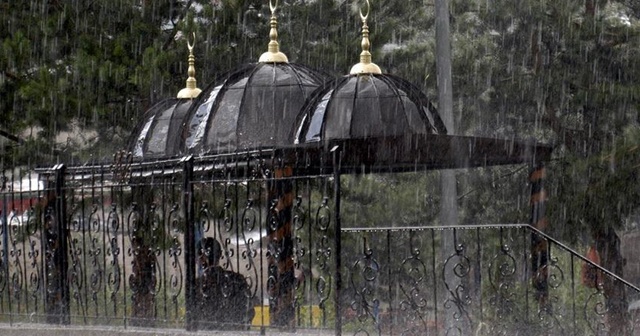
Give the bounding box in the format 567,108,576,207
1,0,640,335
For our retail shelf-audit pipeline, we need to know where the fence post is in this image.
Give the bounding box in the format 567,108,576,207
529,162,548,310
267,153,296,329
182,156,196,331
331,146,342,336
45,164,70,324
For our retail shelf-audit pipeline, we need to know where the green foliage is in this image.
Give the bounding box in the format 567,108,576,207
2,0,640,250
549,127,640,240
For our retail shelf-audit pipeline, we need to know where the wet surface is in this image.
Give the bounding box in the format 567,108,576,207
0,323,335,336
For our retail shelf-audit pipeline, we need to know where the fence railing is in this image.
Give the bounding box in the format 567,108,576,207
1,158,639,335
341,224,640,336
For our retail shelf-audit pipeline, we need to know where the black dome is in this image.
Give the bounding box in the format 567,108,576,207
183,62,326,154
129,98,194,160
294,74,447,144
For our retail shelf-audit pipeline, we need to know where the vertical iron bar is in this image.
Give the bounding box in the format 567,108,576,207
21,176,29,317
431,229,438,336
529,163,548,309
523,228,529,324
387,230,392,336
476,227,482,322
101,168,108,320
55,164,70,324
161,176,168,321
571,254,576,336
182,156,196,331
2,191,11,325
332,147,342,336
1,190,6,272
258,158,266,334
81,177,89,324
235,155,240,273
121,185,128,328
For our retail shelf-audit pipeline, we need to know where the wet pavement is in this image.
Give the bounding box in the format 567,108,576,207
0,323,336,336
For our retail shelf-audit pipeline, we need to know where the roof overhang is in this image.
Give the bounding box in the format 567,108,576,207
281,134,553,174
41,134,553,181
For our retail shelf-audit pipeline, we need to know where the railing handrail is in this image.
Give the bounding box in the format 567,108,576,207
343,223,640,293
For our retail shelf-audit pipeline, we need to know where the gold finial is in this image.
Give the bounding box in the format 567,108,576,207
177,32,202,99
349,0,381,75
259,0,289,63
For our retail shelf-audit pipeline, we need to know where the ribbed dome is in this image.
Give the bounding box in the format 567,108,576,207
183,62,326,154
129,98,194,159
294,74,447,144
128,35,201,160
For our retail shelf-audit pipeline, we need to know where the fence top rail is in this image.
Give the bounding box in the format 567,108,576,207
343,223,640,293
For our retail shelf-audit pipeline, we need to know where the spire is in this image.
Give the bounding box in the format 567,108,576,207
177,33,202,99
259,0,289,63
349,0,381,75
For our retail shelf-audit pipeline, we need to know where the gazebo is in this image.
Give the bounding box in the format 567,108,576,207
3,1,638,335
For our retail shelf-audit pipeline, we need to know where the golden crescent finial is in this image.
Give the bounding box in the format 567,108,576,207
359,0,370,22
259,0,288,63
177,32,202,99
350,0,381,75
187,32,195,53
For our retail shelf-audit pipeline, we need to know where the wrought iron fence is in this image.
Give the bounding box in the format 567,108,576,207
341,224,640,336
0,152,341,333
1,155,639,335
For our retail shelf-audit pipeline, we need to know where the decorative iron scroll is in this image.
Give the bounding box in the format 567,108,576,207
442,230,472,335
10,209,25,311
347,237,380,335
397,231,430,335
127,202,156,325
112,151,132,184
584,285,608,335
167,203,183,315
0,213,6,304
536,255,565,333
86,204,103,317
106,204,121,315
68,204,87,320
23,207,41,314
240,198,259,299
487,229,518,334
292,194,307,325
315,196,332,313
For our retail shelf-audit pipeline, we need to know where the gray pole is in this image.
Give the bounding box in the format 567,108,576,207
435,0,462,334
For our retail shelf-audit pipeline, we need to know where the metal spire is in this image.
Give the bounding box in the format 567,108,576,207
259,0,289,63
349,0,381,75
177,33,202,99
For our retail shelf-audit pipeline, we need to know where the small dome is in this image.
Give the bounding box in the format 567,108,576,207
294,74,447,143
183,63,326,154
129,98,194,159
294,0,445,144
128,36,201,160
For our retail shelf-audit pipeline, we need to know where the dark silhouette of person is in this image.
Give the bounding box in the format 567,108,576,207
195,237,255,330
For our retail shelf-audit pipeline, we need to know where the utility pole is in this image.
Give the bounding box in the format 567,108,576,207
435,0,464,334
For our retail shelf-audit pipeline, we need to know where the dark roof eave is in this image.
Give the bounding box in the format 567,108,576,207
46,134,553,180
282,134,553,174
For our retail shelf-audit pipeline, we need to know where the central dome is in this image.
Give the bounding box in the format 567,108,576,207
182,1,327,155
184,62,326,154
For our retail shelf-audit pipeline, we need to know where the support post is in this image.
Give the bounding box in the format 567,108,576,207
182,156,196,331
267,153,295,330
45,164,70,324
529,162,549,308
332,146,342,336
